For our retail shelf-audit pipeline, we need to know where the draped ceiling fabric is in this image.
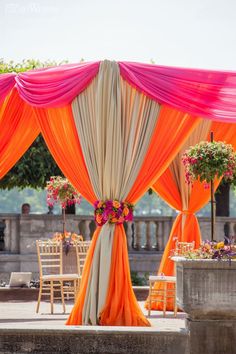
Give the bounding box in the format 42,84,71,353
147,120,236,311
0,73,16,104
1,60,236,326
0,88,40,178
119,62,236,122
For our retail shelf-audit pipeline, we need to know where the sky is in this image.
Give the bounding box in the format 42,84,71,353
1,0,236,70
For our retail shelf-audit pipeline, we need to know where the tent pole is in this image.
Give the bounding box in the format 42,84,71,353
210,131,215,242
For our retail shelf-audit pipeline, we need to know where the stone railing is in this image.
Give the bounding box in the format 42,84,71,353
0,214,236,280
0,214,235,254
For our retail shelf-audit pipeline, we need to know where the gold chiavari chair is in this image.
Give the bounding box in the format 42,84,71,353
36,240,80,314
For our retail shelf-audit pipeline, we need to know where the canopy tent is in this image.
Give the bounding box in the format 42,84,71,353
1,60,236,326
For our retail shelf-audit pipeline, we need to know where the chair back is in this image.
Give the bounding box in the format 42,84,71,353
76,241,91,276
36,240,63,277
175,241,195,255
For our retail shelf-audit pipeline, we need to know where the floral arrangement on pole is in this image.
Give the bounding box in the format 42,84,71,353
182,141,236,189
46,176,82,234
94,200,134,226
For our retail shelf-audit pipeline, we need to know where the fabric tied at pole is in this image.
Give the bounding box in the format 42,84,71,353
94,199,133,226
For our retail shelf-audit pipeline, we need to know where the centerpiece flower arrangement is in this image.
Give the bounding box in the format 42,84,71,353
46,176,82,253
182,141,236,189
52,232,83,255
180,238,236,262
94,200,134,226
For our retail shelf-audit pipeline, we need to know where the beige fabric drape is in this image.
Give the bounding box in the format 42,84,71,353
72,60,160,324
166,119,212,226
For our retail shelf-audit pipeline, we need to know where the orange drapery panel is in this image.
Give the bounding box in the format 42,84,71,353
98,105,200,325
148,120,236,311
0,88,40,179
35,106,96,203
127,106,201,203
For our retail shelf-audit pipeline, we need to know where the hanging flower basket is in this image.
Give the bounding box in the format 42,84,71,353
46,176,82,243
182,141,236,188
46,176,81,209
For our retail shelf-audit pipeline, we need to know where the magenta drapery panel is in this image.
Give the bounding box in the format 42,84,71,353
2,60,236,120
0,73,16,103
15,62,100,107
119,61,236,122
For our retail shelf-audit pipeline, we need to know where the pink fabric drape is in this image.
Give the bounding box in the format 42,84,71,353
0,73,16,103
16,62,100,107
119,61,236,122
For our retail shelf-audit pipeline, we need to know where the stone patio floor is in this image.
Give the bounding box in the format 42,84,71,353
0,301,186,332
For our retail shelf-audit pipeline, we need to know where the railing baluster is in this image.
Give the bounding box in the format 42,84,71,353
153,221,160,251
84,220,91,240
126,222,133,251
144,221,151,250
134,221,142,250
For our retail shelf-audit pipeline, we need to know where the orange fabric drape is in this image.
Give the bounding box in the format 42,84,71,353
35,106,96,203
34,106,106,325
67,227,102,325
0,89,40,178
99,225,149,326
127,105,201,203
147,120,236,311
99,105,201,325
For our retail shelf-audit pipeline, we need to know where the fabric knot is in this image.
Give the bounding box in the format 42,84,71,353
181,210,192,215
94,199,134,226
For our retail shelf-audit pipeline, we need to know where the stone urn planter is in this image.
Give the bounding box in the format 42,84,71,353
175,259,236,354
176,259,236,319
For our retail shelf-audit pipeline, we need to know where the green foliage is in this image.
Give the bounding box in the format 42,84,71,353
0,135,63,190
130,271,147,286
0,58,68,73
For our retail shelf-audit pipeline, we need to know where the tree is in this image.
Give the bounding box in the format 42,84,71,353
0,134,63,190
0,58,67,73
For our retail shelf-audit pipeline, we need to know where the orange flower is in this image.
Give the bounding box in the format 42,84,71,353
111,217,118,223
96,214,103,223
97,201,103,208
71,233,83,241
123,206,129,216
113,200,121,208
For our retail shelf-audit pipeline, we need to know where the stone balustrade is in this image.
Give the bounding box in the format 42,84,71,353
1,214,235,255
0,213,235,281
